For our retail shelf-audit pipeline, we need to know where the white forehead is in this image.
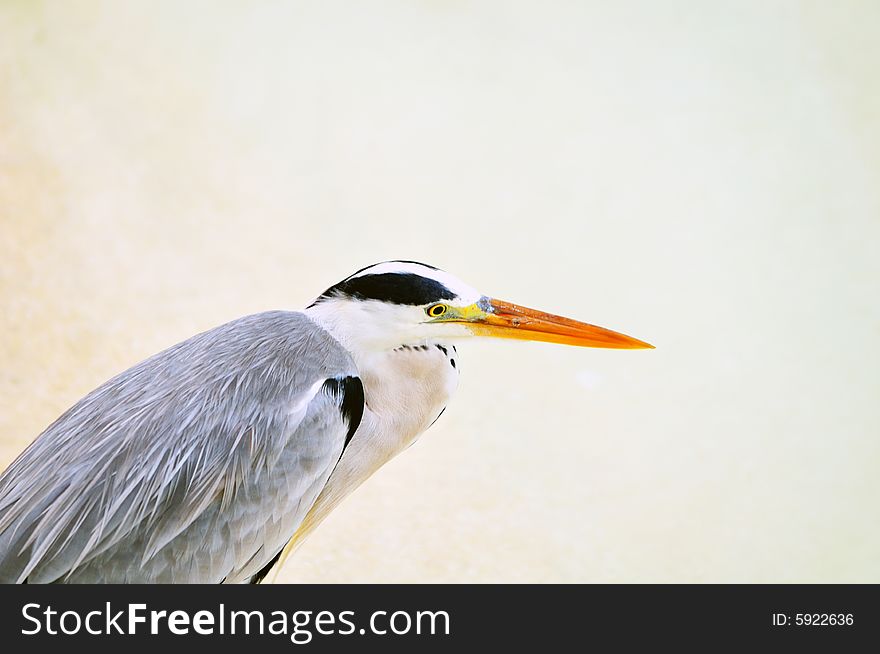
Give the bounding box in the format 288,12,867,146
350,261,482,304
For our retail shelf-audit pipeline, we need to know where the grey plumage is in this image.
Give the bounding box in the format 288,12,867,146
0,260,645,584
0,311,359,583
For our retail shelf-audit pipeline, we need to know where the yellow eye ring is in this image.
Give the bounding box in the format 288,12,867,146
426,303,448,318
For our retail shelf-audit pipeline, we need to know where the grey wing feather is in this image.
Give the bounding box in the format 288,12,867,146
0,311,359,583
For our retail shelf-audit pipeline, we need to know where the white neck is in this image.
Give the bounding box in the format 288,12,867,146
283,304,461,565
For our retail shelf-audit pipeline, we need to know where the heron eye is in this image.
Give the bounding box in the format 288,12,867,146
426,303,448,318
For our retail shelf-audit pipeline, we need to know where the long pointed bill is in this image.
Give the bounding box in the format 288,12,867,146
466,298,654,349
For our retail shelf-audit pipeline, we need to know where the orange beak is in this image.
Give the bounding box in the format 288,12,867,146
465,298,654,350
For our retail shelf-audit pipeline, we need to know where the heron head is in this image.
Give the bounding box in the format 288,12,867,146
305,260,653,353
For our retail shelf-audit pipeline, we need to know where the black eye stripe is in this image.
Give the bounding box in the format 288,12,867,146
312,272,457,306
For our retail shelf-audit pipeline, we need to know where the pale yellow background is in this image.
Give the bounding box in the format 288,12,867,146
1,1,878,583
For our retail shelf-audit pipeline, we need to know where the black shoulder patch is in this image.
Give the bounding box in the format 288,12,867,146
323,376,365,449
313,272,456,306
249,548,283,584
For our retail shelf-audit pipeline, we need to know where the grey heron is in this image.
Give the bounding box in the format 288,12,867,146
0,260,652,583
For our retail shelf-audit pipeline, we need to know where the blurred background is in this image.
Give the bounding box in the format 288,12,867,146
1,1,878,582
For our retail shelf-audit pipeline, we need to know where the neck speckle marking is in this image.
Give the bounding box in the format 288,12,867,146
393,344,431,352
